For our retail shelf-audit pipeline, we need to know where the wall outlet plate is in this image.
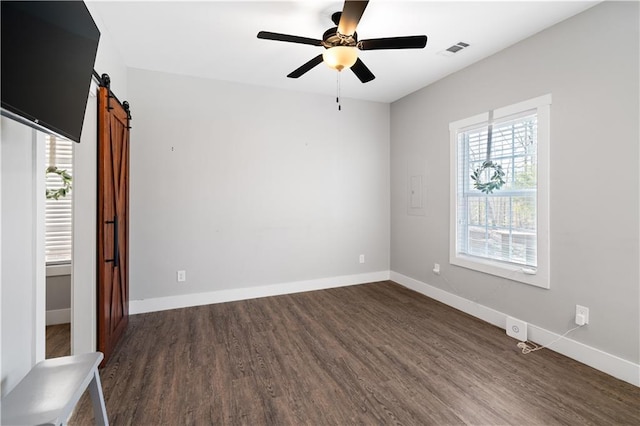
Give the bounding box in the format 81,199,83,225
506,316,528,341
576,305,589,325
177,270,186,282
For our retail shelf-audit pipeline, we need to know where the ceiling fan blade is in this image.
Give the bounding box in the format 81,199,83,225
350,58,375,83
287,54,324,79
338,0,369,36
257,31,322,47
358,35,428,51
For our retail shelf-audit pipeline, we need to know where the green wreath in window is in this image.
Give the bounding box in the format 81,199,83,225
45,166,72,200
471,160,505,194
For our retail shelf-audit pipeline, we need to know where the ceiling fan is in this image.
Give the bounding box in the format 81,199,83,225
257,0,427,83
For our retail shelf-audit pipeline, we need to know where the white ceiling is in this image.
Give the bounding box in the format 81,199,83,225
87,1,598,103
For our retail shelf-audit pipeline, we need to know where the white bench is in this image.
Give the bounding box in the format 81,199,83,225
1,352,108,425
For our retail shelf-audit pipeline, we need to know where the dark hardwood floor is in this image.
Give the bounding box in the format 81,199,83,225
46,323,71,359
71,281,639,425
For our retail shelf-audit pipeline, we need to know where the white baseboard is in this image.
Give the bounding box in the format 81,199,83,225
46,308,70,325
390,271,640,387
130,271,391,315
128,269,639,387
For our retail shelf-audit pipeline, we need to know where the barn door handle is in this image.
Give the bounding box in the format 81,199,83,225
105,215,119,268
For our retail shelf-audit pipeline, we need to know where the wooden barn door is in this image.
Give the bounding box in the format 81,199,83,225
97,85,130,365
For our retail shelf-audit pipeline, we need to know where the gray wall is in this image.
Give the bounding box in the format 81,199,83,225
128,68,390,301
390,1,639,363
46,275,71,311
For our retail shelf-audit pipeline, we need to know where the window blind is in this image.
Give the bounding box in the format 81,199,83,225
456,112,538,267
45,135,73,264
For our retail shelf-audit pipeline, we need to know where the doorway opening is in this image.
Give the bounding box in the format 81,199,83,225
44,134,73,358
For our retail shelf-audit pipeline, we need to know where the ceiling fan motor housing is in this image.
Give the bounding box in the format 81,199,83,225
322,27,358,49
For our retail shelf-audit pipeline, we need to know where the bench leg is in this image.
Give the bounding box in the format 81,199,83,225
88,369,109,426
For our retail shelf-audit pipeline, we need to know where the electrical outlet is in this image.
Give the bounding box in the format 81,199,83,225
359,254,365,264
575,305,589,325
177,270,186,282
433,263,440,275
506,316,528,341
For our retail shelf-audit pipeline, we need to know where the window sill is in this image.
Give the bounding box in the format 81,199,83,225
450,254,549,289
46,263,71,277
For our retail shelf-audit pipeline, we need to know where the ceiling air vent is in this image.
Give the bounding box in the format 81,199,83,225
438,41,470,57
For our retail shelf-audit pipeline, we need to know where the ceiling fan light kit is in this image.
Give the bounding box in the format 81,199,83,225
257,0,428,83
323,46,358,71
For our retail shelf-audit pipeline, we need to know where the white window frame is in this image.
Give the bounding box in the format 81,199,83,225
449,94,551,288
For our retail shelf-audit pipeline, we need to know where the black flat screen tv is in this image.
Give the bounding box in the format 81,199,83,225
1,1,100,143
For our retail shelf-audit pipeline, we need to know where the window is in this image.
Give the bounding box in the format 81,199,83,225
45,135,73,264
450,95,551,288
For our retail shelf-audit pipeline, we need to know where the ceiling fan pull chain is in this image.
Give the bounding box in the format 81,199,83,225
336,71,342,111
